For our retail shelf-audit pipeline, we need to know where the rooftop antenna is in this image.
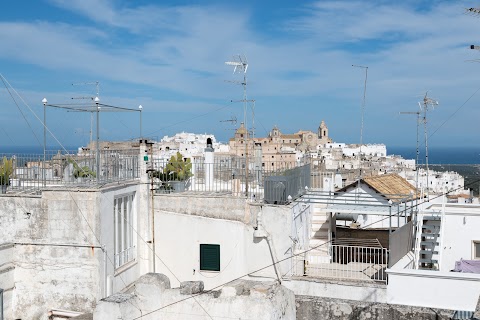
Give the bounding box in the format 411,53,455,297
468,45,480,63
352,65,368,202
420,92,439,202
226,54,250,196
399,110,421,215
220,115,237,125
466,7,480,15
72,81,100,145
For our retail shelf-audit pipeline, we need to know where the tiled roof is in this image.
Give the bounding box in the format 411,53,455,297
363,173,418,202
338,173,419,202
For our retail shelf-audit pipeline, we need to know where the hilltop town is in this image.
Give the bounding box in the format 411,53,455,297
2,1,480,319
1,119,477,319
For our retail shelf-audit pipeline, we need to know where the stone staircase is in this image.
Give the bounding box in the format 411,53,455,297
308,203,331,264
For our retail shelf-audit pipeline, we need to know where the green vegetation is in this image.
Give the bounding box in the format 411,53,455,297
0,157,13,186
69,159,96,179
153,152,192,181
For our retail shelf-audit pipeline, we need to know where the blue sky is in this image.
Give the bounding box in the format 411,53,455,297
1,0,480,152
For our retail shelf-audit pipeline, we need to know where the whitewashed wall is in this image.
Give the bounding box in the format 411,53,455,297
387,268,480,311
0,180,151,320
154,195,294,290
333,185,406,229
99,183,150,295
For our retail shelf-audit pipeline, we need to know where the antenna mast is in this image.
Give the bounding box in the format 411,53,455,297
420,93,439,201
220,116,237,125
352,65,368,202
225,54,250,196
399,110,421,211
72,81,100,145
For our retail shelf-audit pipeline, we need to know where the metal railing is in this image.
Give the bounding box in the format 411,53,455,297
151,156,312,202
0,149,140,193
114,245,136,269
294,239,388,283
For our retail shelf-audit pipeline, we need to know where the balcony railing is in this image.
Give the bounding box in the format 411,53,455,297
114,245,136,268
0,149,140,193
151,156,321,203
294,239,388,283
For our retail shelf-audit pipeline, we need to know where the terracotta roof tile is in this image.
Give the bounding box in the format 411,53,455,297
362,173,418,202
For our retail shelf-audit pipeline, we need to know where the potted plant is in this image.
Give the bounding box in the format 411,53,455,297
0,157,13,194
153,152,192,192
68,159,96,181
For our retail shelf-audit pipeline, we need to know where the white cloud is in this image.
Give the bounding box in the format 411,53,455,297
1,0,479,147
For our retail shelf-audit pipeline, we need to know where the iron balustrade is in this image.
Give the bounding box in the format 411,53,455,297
151,156,314,202
0,149,140,193
114,245,136,268
294,239,388,283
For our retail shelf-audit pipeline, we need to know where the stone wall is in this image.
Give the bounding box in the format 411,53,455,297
93,274,296,320
295,295,454,320
0,181,150,320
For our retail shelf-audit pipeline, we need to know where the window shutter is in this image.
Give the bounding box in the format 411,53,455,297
200,244,220,271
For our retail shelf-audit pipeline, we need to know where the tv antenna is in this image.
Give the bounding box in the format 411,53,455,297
72,81,100,145
225,54,251,196
419,92,439,201
220,115,237,125
399,110,421,209
352,65,368,202
466,7,480,15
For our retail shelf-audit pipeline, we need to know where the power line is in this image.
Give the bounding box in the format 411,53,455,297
359,177,480,229
132,239,332,320
144,102,234,137
397,85,480,162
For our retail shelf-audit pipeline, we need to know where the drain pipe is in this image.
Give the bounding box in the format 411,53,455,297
102,245,108,298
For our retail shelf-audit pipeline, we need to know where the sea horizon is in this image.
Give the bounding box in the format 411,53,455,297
388,146,479,165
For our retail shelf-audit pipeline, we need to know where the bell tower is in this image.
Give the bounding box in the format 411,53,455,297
318,120,328,140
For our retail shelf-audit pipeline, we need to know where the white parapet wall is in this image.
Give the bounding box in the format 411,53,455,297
387,268,480,311
283,278,387,303
154,194,294,290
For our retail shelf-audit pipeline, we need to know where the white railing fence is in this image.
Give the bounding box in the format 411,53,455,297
294,239,388,283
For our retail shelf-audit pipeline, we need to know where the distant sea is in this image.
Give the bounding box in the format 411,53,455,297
389,146,480,165
0,146,79,156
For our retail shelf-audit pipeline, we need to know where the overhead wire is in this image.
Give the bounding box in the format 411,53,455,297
131,239,333,320
397,85,480,161
0,75,213,319
0,75,43,147
359,177,480,230
144,102,234,137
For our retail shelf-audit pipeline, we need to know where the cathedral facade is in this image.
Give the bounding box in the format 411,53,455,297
228,120,332,168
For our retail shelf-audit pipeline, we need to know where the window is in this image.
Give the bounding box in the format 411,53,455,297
200,244,220,271
114,193,136,268
473,241,480,260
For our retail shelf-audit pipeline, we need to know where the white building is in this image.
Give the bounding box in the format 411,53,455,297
341,144,387,158
398,168,469,196
388,202,480,312
155,132,229,161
